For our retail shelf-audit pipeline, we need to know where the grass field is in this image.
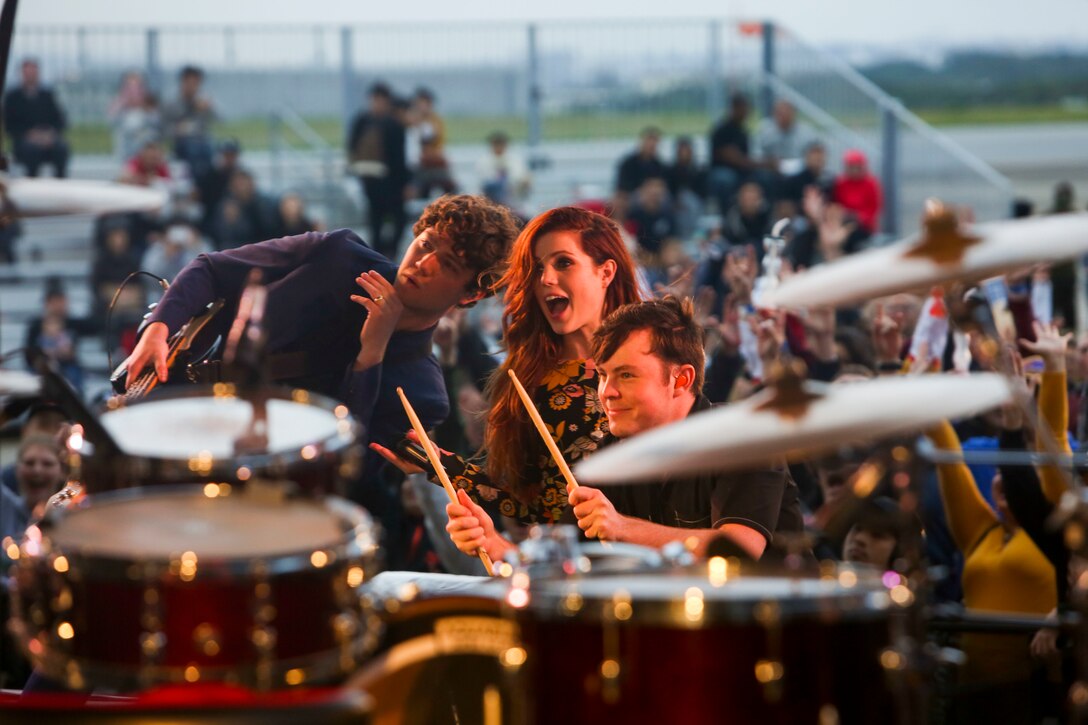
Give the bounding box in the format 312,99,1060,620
66,104,1088,155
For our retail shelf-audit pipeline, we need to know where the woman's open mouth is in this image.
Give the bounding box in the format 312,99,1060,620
544,294,570,317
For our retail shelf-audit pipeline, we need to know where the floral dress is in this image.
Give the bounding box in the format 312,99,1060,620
437,359,608,525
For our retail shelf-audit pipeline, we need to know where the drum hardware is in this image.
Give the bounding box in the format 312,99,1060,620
659,540,696,569
926,604,1079,635
917,439,1088,469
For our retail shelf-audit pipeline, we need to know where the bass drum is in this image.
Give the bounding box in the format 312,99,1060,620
515,566,899,725
349,593,520,725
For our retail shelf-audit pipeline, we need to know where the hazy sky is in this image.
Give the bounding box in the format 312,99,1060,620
16,0,1088,48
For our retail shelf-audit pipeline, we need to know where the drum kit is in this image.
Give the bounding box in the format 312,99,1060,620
1,201,1088,724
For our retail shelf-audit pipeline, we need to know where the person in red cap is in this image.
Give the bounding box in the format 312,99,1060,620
833,148,882,235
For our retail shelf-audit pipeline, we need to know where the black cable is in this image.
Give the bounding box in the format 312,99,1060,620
105,270,169,373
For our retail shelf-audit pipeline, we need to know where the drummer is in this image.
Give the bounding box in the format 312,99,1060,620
446,296,804,561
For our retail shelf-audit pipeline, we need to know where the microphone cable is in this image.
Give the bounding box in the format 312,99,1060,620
105,271,169,374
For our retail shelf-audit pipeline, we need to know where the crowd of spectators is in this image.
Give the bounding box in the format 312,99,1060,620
2,62,1088,718
605,93,884,297
2,62,329,377
347,83,460,258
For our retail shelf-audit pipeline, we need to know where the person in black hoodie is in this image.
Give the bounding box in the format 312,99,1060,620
348,82,410,258
4,59,69,178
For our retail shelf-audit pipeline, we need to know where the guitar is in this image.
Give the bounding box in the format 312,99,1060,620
110,299,225,400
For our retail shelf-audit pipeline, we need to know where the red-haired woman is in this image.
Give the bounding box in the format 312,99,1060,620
373,206,642,554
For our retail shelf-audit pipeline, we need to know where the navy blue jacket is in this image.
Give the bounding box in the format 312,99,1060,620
148,228,449,457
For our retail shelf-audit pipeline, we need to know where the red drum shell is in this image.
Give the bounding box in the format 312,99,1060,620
515,569,897,725
10,487,381,691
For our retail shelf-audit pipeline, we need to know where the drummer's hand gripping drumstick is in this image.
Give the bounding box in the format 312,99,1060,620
508,370,612,547
396,387,494,576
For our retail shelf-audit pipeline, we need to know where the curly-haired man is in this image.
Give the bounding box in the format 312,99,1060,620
123,194,521,454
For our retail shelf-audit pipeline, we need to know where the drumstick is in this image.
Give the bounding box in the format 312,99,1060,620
396,387,494,576
508,371,614,547
507,369,578,490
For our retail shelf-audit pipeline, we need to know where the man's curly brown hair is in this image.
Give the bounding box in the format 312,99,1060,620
413,194,522,300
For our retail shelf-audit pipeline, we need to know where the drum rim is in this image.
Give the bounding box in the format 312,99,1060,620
8,627,376,692
97,384,358,472
21,486,380,579
520,568,893,625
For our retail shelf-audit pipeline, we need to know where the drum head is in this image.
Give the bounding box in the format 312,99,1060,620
49,489,351,560
101,396,344,460
526,569,890,624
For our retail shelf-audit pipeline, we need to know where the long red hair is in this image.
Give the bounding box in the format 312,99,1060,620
484,207,642,499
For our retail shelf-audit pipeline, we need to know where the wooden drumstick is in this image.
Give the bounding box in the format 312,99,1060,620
507,370,615,546
396,387,494,576
507,369,579,490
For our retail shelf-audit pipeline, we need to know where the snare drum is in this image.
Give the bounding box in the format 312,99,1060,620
10,486,381,691
87,386,358,496
515,567,897,725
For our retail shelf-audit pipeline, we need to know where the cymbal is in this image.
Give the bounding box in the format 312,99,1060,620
764,208,1088,309
0,368,40,397
5,177,167,217
574,372,1012,484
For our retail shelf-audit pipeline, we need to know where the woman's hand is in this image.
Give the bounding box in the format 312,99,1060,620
1021,320,1071,374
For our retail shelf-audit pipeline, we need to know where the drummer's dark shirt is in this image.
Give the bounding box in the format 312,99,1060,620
606,396,804,547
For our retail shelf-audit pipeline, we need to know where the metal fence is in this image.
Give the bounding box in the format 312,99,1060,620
9,20,1014,235
770,25,1016,235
